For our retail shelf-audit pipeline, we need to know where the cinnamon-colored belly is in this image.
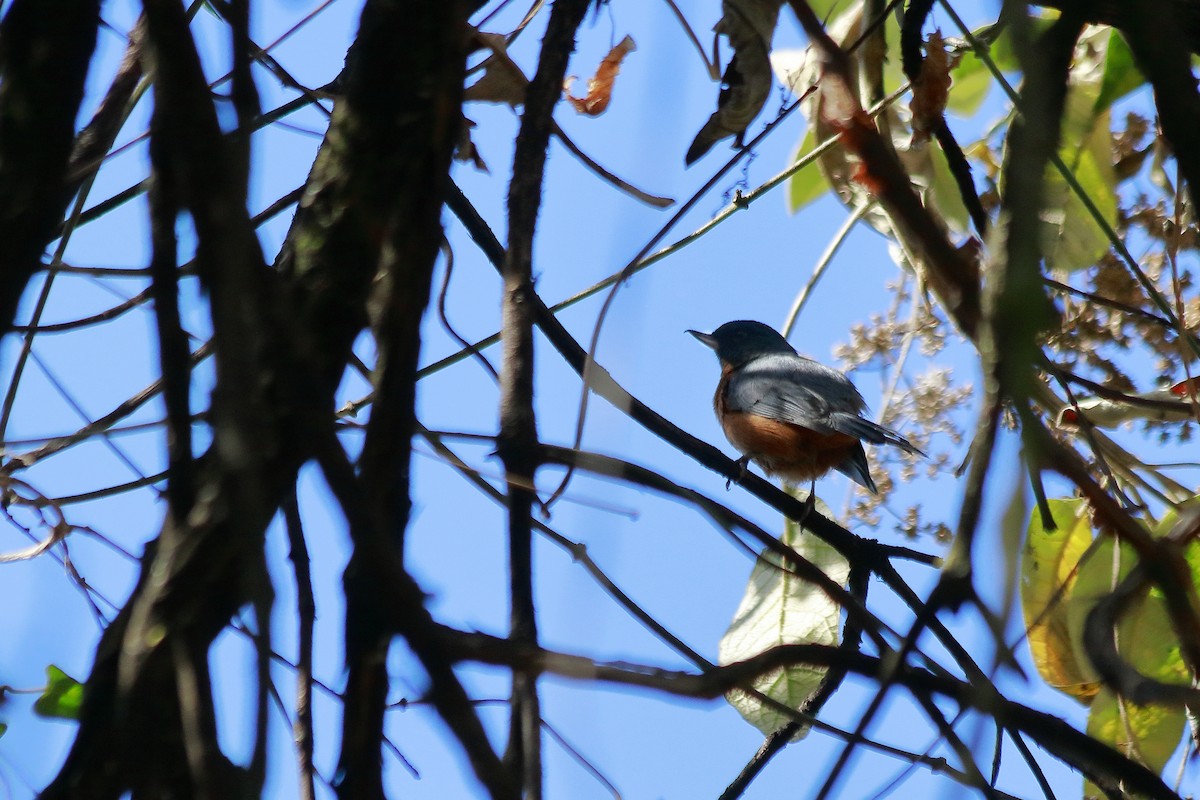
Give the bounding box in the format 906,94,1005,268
720,409,858,482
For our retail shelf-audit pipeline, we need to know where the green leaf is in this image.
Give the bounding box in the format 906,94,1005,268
1076,532,1190,797
1021,498,1100,701
1040,113,1118,272
1151,495,1200,539
878,11,907,96
809,0,855,23
947,48,991,115
786,128,831,214
1154,500,1200,612
1095,30,1145,112
34,665,84,721
928,139,971,234
1033,27,1119,271
1069,533,1188,687
987,15,1058,73
1068,503,1191,797
1084,688,1186,799
719,491,848,739
0,722,7,738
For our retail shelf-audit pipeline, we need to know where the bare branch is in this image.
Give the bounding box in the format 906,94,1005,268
335,0,473,793
1118,0,1200,210
440,627,1180,799
315,431,516,800
147,113,195,520
498,2,591,793
0,0,100,331
283,490,316,800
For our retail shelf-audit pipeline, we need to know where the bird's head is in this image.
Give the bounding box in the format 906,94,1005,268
687,320,797,367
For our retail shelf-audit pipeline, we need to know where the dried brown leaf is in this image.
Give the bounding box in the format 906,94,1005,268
909,30,954,145
686,0,784,164
464,32,528,107
454,116,489,173
565,35,636,116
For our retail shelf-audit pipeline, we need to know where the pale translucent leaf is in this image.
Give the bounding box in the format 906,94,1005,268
719,493,849,739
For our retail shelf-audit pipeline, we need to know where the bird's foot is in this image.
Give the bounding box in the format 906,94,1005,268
798,480,816,526
726,455,752,491
801,490,816,522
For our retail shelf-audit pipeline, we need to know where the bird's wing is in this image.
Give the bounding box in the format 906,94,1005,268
725,354,864,430
727,355,924,455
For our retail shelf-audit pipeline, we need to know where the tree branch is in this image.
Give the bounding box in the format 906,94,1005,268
498,2,591,795
44,0,470,794
147,93,195,522
335,0,471,795
315,431,517,800
0,0,99,331
784,0,981,339
282,489,316,800
439,628,1180,799
900,0,988,236
1033,0,1200,56
1118,0,1200,210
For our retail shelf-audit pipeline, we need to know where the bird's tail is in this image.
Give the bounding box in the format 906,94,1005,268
834,445,878,494
831,413,926,457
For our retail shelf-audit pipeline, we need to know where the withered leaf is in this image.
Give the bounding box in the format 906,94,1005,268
464,32,528,107
454,116,489,173
686,0,784,164
909,30,955,145
565,35,636,116
464,30,671,207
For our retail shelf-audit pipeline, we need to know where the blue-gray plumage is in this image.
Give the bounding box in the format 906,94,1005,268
688,320,923,493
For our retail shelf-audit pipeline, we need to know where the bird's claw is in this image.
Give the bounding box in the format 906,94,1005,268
799,488,816,524
725,455,752,491
795,479,817,527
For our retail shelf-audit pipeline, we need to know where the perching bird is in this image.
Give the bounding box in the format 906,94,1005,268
688,320,923,494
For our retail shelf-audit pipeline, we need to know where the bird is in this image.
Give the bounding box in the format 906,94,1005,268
688,320,924,496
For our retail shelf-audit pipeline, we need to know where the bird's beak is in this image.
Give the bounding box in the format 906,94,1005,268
687,329,718,350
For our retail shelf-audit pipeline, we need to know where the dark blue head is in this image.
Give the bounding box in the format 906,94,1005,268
687,320,797,367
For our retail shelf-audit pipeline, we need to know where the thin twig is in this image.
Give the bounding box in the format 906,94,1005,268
436,238,498,380
282,489,316,800
660,0,718,78
781,203,868,338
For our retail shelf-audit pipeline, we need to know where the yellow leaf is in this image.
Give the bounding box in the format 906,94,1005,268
1021,498,1101,700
